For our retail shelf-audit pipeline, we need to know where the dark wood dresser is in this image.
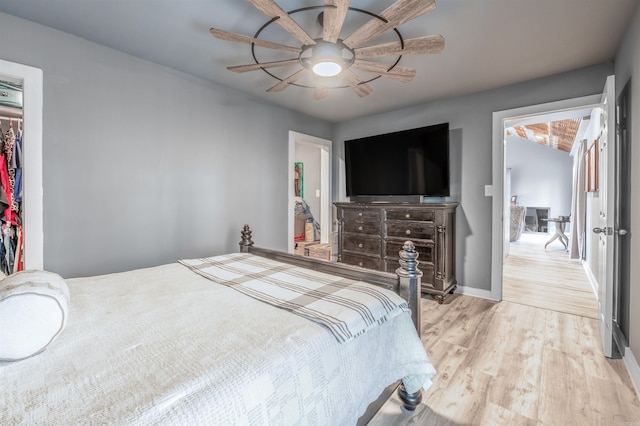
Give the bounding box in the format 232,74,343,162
335,202,458,303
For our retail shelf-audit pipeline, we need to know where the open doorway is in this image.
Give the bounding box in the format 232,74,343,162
0,59,43,270
501,105,600,318
287,131,332,257
491,94,602,302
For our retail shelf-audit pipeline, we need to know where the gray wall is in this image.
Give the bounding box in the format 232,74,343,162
506,135,574,222
0,12,332,278
333,63,613,292
614,3,640,360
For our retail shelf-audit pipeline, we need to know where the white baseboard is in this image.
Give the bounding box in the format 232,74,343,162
455,285,498,301
581,260,598,297
624,348,640,398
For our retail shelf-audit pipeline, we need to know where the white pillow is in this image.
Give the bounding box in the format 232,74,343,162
0,270,70,361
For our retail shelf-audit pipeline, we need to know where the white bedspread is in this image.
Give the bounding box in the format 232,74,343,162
1,262,435,425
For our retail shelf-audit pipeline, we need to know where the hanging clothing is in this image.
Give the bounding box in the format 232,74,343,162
0,121,24,274
1,224,16,275
0,152,15,225
4,127,18,213
13,131,22,204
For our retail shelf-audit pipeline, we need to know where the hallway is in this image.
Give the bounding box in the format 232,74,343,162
503,232,598,319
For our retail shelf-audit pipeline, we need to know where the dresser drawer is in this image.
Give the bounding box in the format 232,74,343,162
342,253,382,270
385,240,434,264
343,220,380,235
386,209,434,222
342,208,380,222
385,222,436,241
343,235,381,255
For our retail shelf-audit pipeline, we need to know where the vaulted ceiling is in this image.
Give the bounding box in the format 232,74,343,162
506,117,588,153
0,0,636,122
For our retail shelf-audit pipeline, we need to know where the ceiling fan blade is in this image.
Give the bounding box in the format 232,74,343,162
266,68,308,93
354,35,445,59
210,27,301,55
342,70,373,97
227,59,300,73
246,0,316,46
343,0,436,48
352,60,416,83
323,0,350,43
314,87,329,100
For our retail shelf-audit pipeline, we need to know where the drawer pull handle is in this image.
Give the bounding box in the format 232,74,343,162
358,226,364,231
406,214,411,218
358,262,363,267
406,230,411,235
358,243,363,248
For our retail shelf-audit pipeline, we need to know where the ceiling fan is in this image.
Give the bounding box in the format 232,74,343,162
210,0,445,99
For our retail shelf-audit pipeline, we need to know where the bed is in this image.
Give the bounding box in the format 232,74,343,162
1,225,435,425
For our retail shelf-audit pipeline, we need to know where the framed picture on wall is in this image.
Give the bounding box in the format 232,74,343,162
294,162,304,198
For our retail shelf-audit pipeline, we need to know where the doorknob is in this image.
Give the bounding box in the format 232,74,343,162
593,227,609,234
616,229,629,236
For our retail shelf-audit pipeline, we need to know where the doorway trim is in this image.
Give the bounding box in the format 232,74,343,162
288,131,332,253
0,59,43,269
490,94,601,301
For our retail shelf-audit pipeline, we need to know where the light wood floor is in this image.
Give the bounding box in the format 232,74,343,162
369,295,640,425
503,232,598,319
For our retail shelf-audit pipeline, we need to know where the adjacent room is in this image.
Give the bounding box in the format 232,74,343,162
1,1,640,424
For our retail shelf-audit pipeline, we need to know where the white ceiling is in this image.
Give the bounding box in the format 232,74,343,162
0,0,636,123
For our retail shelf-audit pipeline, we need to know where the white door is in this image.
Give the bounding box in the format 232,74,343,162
594,75,616,357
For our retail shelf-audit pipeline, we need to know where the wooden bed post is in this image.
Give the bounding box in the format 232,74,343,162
239,224,254,253
396,241,424,411
396,241,423,335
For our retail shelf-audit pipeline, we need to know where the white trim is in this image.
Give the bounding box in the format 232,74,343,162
454,285,498,301
491,94,602,301
287,131,332,253
0,59,43,270
623,348,640,398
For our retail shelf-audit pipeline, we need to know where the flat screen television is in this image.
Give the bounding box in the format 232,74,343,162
345,122,450,199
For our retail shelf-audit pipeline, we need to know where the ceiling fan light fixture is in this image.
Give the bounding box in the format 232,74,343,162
307,41,346,77
312,60,342,77
210,0,445,98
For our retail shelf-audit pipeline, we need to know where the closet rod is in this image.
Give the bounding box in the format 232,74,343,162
0,116,23,122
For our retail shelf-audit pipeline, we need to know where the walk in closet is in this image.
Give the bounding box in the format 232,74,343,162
0,78,24,275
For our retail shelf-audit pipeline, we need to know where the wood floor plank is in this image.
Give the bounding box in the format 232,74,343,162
477,402,537,426
585,374,640,424
424,367,493,424
488,304,545,419
431,296,496,348
537,347,596,425
463,304,516,377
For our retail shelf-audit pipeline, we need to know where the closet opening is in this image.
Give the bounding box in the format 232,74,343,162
0,59,43,272
0,78,24,274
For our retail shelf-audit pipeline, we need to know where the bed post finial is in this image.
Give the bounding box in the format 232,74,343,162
396,241,422,335
239,224,254,253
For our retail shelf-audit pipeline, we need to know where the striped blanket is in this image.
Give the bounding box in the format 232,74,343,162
179,253,409,343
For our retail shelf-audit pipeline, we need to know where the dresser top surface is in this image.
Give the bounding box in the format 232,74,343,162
335,202,459,208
